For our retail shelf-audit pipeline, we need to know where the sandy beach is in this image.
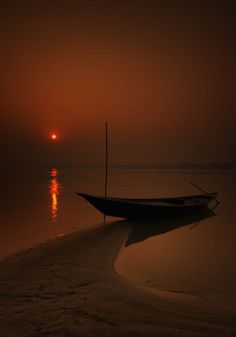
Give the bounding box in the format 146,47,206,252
0,221,235,337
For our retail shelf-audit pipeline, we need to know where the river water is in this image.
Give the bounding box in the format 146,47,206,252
0,168,235,306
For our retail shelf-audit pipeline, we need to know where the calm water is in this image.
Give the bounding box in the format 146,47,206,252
0,168,235,303
0,167,105,258
114,170,236,304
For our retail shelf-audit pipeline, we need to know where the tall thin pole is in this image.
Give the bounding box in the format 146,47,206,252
105,122,108,197
103,122,108,224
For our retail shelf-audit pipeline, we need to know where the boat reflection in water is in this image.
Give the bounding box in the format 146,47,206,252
49,168,60,222
124,208,215,247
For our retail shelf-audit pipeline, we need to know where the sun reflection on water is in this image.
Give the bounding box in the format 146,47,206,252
49,168,60,221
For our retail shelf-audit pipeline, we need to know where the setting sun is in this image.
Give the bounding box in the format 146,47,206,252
51,133,57,140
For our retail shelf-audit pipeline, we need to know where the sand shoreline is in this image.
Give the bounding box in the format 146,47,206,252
0,221,235,337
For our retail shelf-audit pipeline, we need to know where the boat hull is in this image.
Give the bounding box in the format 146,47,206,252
77,193,217,219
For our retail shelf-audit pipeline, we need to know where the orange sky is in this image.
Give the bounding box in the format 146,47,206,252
0,1,235,166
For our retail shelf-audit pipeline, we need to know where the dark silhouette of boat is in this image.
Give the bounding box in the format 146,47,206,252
77,192,217,219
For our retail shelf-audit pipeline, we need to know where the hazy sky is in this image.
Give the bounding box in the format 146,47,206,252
0,0,235,166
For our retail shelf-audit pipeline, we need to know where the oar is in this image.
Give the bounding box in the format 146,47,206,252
190,182,220,205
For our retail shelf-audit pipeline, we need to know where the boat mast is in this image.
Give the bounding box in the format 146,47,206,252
105,122,108,197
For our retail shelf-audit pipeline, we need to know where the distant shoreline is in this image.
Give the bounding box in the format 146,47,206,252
44,162,236,171
1,162,236,171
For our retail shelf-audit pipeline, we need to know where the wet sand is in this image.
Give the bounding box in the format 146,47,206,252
0,221,235,337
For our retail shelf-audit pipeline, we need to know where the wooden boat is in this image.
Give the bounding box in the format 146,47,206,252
77,192,217,219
